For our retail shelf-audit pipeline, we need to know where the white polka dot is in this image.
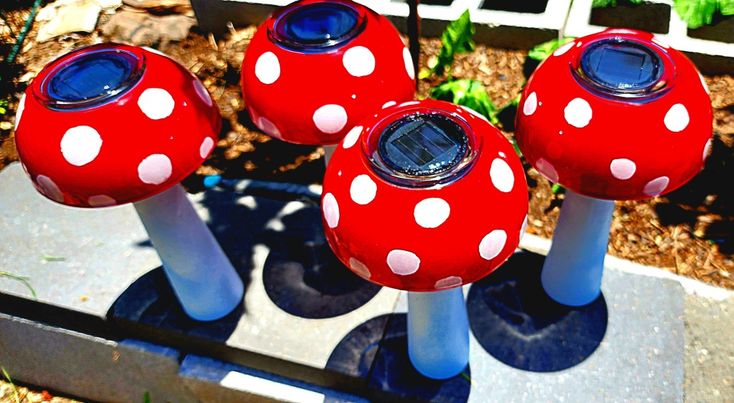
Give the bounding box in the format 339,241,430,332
523,92,538,116
256,116,282,139
553,41,574,57
193,80,212,106
138,154,172,185
479,230,507,260
313,104,348,134
403,47,415,80
652,36,670,48
14,94,25,131
350,175,377,205
60,125,103,167
342,126,363,149
322,192,340,228
499,151,506,158
699,73,709,94
255,51,280,85
435,276,462,290
88,194,117,207
610,158,636,180
387,249,420,276
414,198,450,228
199,137,215,159
702,138,712,162
564,98,592,128
343,46,375,77
138,88,175,120
351,94,357,99
490,158,514,193
576,41,582,47
349,258,371,279
643,176,669,197
535,158,559,183
36,175,63,203
664,104,689,132
382,101,397,109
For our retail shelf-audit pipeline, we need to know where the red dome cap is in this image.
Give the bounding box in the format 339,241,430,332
241,0,416,145
322,100,528,292
515,29,713,201
14,43,220,207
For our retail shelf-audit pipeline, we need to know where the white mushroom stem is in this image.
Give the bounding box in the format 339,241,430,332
323,144,337,166
133,184,244,321
407,287,469,379
541,189,615,307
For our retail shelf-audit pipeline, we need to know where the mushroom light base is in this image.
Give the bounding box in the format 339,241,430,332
241,0,416,145
15,43,244,321
322,100,528,378
515,29,713,307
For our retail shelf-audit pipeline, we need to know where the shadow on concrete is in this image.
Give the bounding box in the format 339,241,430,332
327,314,472,402
467,250,608,372
261,205,382,319
108,186,284,340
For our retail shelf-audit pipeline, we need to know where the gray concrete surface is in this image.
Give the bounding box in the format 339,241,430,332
0,163,160,317
1,162,733,402
684,295,734,402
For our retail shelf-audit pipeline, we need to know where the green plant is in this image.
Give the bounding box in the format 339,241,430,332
592,0,643,7
2,367,22,403
431,79,498,124
0,271,37,299
527,37,575,62
430,9,475,77
422,11,499,123
674,0,734,29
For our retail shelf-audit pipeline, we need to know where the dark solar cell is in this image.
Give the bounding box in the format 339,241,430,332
581,40,662,93
378,113,468,178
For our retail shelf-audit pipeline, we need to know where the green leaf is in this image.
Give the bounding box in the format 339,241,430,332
2,367,21,403
720,0,734,15
432,10,475,76
143,391,152,403
551,183,566,194
674,0,719,28
592,0,617,7
0,271,37,299
528,37,575,61
430,79,498,124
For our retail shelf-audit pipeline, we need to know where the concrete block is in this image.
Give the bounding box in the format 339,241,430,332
0,313,195,402
190,0,572,49
564,0,734,75
0,163,159,318
180,355,368,402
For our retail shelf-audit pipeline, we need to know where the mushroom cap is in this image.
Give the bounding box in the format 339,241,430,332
321,100,528,292
14,43,220,207
241,0,416,145
515,29,713,201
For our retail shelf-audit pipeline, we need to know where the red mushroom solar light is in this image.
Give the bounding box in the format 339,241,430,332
322,99,528,379
14,43,244,321
515,29,713,306
241,0,415,154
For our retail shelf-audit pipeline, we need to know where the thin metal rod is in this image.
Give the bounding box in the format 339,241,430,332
407,0,421,85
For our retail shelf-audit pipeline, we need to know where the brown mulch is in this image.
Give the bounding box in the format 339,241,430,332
1,7,732,288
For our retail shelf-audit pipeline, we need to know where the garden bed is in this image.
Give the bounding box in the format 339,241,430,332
0,8,732,289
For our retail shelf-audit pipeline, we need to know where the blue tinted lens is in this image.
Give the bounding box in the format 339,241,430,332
274,3,362,50
378,114,468,178
46,50,141,107
580,40,662,93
